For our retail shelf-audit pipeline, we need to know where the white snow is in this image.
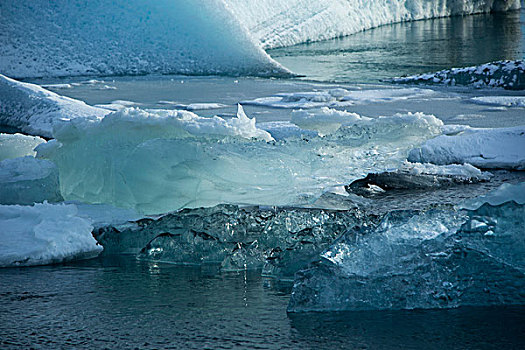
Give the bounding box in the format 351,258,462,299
470,96,525,108
398,161,492,180
0,133,46,161
94,100,143,111
408,125,525,170
459,182,525,210
0,75,110,138
242,88,436,109
0,202,101,267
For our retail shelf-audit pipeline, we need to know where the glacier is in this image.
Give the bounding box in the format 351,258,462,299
0,202,102,267
288,191,525,312
0,0,520,78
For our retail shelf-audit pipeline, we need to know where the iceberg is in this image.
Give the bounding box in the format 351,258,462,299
0,1,519,78
0,133,46,161
288,199,525,312
408,125,525,170
0,157,63,205
37,105,443,214
0,202,101,267
392,60,525,90
0,75,109,138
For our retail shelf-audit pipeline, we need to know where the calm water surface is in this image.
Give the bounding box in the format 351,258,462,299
1,256,524,349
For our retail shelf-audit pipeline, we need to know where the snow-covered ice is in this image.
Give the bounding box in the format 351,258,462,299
470,96,525,108
157,101,228,111
0,75,109,138
0,202,101,267
408,125,525,169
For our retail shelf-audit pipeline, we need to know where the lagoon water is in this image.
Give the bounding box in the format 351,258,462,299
2,9,525,349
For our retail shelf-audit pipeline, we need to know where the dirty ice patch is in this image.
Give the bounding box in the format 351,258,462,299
242,87,436,109
0,202,101,267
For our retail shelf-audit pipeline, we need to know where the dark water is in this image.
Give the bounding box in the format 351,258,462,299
270,9,525,83
1,256,524,349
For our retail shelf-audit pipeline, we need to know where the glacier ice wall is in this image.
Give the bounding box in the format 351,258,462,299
0,0,520,78
228,0,521,50
36,107,442,214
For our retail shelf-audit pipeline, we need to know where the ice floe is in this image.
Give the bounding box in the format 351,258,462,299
0,202,101,267
470,96,525,107
242,88,436,109
393,60,525,90
0,133,46,161
408,125,525,169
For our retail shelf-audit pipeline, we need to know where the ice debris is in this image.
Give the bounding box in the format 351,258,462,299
392,60,525,90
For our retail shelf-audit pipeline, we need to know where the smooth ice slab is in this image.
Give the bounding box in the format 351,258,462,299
0,202,101,267
288,200,525,312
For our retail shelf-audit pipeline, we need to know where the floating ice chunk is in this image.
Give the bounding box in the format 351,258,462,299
289,202,525,312
0,75,110,138
38,106,442,214
0,157,63,205
94,204,364,278
94,100,142,111
257,121,318,140
393,60,525,90
459,182,525,210
408,125,525,169
0,133,46,161
470,96,525,107
158,101,228,110
0,202,101,267
243,88,436,109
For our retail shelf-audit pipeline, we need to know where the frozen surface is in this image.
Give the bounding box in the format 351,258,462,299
37,106,442,214
408,125,525,169
242,88,436,109
288,201,525,312
0,202,101,267
393,60,525,90
0,133,46,161
158,102,229,111
0,75,109,138
470,96,525,107
0,157,63,205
